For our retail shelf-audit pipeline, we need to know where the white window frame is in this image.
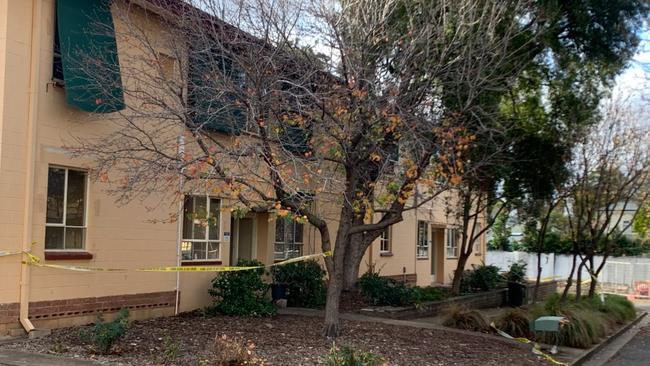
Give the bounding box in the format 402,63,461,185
446,228,459,258
274,219,304,261
416,221,429,259
379,227,391,253
181,196,221,262
45,166,88,251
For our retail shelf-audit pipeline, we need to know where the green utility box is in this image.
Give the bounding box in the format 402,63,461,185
531,316,566,332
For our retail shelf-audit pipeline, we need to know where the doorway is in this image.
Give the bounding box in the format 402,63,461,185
230,217,255,263
431,227,444,283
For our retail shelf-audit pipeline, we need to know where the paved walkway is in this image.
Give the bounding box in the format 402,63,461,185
0,349,109,366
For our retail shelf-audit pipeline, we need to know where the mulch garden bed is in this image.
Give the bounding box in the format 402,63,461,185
0,312,548,365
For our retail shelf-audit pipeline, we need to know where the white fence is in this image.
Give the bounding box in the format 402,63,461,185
486,251,650,296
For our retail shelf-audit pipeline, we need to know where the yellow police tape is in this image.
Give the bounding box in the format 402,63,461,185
0,249,24,257
18,251,332,273
490,322,568,366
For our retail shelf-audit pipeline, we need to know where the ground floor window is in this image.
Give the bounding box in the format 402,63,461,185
45,166,87,250
446,228,459,258
181,196,220,261
274,219,303,260
416,221,429,258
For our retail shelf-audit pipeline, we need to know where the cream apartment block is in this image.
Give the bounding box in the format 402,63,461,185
0,0,486,336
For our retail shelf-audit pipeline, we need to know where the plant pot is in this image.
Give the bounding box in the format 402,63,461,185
507,281,526,307
271,283,288,301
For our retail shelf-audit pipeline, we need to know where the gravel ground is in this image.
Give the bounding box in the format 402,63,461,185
0,312,547,366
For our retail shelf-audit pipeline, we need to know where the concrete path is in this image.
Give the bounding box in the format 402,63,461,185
0,349,110,366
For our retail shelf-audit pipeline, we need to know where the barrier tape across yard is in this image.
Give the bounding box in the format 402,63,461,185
8,248,332,273
490,322,568,366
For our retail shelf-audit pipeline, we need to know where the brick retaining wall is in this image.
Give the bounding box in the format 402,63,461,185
360,281,558,320
0,291,176,336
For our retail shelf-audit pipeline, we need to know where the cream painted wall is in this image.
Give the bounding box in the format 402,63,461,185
0,0,487,318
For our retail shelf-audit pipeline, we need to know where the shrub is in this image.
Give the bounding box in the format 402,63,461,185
271,260,326,308
461,264,503,292
208,259,276,316
409,286,446,304
322,344,385,366
505,261,527,283
531,294,636,348
212,334,265,365
495,309,532,338
442,306,490,332
82,308,129,354
358,272,411,306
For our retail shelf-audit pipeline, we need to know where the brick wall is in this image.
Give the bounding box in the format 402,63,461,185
360,281,558,320
0,291,176,336
381,273,417,285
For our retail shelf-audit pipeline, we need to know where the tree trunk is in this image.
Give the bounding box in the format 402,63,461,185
575,261,584,300
342,233,367,291
533,250,543,303
587,257,598,298
561,252,578,301
323,267,344,338
450,252,470,295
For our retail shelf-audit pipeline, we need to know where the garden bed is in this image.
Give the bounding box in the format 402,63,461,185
0,312,548,365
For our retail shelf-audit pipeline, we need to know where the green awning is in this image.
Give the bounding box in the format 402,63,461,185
188,48,244,135
56,0,125,113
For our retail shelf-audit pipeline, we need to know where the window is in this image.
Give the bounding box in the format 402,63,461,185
274,219,304,260
416,221,429,258
446,228,459,258
45,167,87,250
379,227,391,253
181,196,221,261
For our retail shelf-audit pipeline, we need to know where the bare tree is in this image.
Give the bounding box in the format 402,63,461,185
560,99,650,300
67,0,545,336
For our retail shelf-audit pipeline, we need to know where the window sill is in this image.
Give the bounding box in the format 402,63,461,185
44,251,93,260
446,256,458,259
181,260,222,266
379,252,393,257
416,257,429,260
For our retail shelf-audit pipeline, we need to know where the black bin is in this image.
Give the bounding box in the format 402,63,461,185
271,283,288,301
507,282,526,307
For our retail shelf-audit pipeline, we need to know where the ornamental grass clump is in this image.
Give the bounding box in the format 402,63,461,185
494,309,533,338
322,344,386,366
442,306,490,332
531,294,636,348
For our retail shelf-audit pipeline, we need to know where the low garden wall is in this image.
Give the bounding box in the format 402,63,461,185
359,281,557,320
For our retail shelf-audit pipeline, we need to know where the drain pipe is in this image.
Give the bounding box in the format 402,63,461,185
174,135,186,315
19,0,43,333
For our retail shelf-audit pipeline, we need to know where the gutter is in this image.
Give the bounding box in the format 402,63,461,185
19,0,43,333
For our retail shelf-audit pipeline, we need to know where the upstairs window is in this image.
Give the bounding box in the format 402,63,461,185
54,0,124,113
274,219,304,260
45,167,87,250
182,196,221,261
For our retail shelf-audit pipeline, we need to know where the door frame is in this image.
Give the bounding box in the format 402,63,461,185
430,225,445,284
231,215,258,264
